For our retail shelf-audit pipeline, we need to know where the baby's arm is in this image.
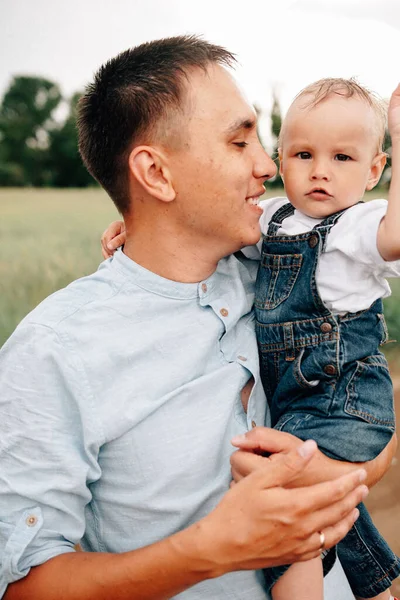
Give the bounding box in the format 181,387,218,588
272,559,323,600
101,221,126,258
377,83,400,261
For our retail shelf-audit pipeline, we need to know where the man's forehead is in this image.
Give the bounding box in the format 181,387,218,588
185,64,256,126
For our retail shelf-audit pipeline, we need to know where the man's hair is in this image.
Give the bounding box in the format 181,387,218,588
279,77,387,152
77,35,236,214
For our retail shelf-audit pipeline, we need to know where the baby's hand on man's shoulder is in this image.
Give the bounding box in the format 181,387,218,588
101,220,126,259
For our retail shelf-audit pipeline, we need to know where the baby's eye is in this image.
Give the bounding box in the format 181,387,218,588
335,154,352,161
296,152,311,159
233,142,249,148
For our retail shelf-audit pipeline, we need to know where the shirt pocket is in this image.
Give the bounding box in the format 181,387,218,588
255,253,303,311
344,354,395,429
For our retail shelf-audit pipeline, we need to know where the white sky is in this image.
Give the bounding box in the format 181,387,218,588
1,0,400,145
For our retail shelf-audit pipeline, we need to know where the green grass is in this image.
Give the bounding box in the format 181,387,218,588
0,188,119,345
1,188,399,364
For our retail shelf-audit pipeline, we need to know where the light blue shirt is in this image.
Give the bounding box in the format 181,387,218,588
0,249,354,599
0,249,269,598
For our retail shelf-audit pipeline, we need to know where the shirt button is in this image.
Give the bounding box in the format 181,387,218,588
26,515,38,527
320,322,332,333
251,420,257,428
201,283,207,293
309,234,319,248
237,355,247,361
324,364,337,376
220,308,229,317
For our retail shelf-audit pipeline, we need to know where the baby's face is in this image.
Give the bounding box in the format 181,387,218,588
279,94,385,218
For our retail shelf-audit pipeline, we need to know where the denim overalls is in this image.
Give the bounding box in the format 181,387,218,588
255,202,400,597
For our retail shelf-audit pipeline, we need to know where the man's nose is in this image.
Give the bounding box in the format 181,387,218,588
256,151,277,182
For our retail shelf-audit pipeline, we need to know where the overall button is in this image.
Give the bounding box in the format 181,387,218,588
324,364,337,376
320,322,332,333
201,283,208,293
237,355,247,362
26,515,38,527
309,235,319,248
251,420,257,428
220,308,229,317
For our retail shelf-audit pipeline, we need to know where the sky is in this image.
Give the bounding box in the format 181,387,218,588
1,0,400,145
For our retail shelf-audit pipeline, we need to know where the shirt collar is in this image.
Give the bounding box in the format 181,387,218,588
110,248,202,300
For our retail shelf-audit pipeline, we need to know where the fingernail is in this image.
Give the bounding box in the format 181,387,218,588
297,439,317,458
360,485,369,499
352,508,360,522
231,434,247,445
107,243,113,250
357,469,367,483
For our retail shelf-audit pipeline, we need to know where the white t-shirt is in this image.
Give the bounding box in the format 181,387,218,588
243,197,400,315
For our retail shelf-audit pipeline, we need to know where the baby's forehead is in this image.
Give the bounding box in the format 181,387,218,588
288,91,373,118
284,92,380,138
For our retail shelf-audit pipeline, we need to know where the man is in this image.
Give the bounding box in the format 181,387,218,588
0,36,394,599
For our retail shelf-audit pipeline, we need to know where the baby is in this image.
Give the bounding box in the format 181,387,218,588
241,78,400,600
101,78,400,600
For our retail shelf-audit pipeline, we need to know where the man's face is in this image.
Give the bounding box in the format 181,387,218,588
166,65,276,257
279,94,382,218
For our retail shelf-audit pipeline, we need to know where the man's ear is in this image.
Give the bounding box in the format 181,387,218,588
366,152,387,191
128,145,176,202
278,147,284,180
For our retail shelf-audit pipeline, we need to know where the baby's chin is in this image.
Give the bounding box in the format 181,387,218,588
290,198,359,220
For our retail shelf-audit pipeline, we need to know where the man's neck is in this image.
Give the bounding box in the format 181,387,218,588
122,227,223,283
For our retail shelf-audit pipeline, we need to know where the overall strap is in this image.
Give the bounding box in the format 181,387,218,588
312,201,364,251
267,202,295,235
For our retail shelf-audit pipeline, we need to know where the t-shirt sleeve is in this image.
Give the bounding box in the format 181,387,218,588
329,199,400,278
241,197,289,260
0,323,101,596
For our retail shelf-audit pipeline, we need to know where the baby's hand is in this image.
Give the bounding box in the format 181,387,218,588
388,83,400,141
101,220,126,259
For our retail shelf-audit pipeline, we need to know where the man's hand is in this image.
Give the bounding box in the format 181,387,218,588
4,439,367,600
101,220,126,259
230,427,396,488
192,439,368,575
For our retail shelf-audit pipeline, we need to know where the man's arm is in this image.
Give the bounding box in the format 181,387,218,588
230,427,397,488
5,442,368,600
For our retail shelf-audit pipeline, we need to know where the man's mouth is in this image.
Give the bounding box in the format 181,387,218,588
246,191,265,206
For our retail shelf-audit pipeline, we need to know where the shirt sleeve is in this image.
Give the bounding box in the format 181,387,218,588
0,323,102,597
241,197,289,260
328,199,400,278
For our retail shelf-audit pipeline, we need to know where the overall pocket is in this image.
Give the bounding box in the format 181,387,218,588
255,253,303,311
345,354,395,428
293,348,321,389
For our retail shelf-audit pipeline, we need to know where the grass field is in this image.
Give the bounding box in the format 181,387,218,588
0,188,119,345
1,187,399,357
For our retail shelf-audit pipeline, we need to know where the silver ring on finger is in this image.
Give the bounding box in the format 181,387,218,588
317,530,325,552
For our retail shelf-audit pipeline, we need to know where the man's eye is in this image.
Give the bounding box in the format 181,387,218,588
296,152,311,159
233,142,248,148
335,154,351,161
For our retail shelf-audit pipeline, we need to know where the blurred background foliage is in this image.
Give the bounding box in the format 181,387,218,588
0,76,94,188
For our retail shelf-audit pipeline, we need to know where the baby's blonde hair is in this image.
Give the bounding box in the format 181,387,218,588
279,78,387,152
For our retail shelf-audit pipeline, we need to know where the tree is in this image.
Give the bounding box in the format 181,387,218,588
47,93,95,187
0,76,62,186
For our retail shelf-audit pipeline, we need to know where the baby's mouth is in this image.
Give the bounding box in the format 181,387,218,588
307,188,332,198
